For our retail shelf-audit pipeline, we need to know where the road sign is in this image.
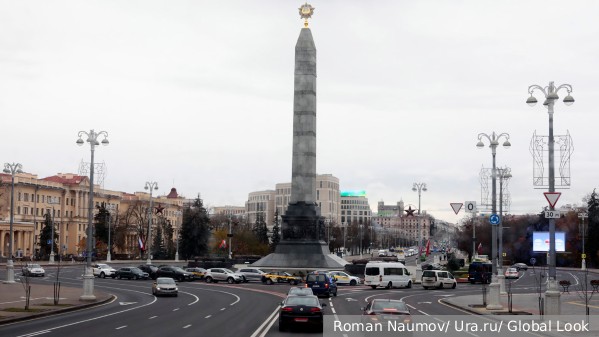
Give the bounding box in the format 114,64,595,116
47,239,52,244
544,192,561,208
489,214,500,225
582,254,587,259
450,203,463,215
544,210,561,219
530,257,536,265
465,201,477,213
502,252,506,257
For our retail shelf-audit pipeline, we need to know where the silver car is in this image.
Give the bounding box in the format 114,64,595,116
152,277,178,297
204,268,243,284
237,268,266,283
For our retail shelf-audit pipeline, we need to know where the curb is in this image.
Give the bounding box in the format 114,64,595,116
0,294,116,326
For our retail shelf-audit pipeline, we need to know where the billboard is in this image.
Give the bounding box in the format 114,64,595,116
340,190,366,197
532,231,566,252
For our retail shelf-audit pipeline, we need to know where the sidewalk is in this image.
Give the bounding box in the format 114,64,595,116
0,281,112,324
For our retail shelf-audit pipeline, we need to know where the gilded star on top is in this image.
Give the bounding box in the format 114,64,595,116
405,206,417,217
299,2,315,27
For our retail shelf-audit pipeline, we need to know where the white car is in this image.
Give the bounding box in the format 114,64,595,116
421,270,457,289
505,267,519,279
92,263,117,278
329,271,361,286
22,263,45,277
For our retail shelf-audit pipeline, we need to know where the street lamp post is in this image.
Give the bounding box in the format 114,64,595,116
3,163,23,284
76,129,109,301
174,210,182,262
412,182,427,283
477,131,510,310
342,222,347,256
48,196,60,264
105,204,116,262
527,81,574,315
359,224,364,259
144,181,158,265
497,167,512,295
579,212,588,270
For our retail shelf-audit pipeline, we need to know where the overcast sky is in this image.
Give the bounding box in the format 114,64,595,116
1,1,597,223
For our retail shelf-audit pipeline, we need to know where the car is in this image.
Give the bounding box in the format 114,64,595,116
364,261,412,289
92,263,116,278
278,295,326,332
421,270,457,289
305,271,337,297
361,299,412,336
287,287,314,296
237,268,266,282
185,267,207,280
328,271,361,286
152,277,178,297
22,263,45,277
505,267,519,279
156,266,193,282
511,263,529,271
138,264,159,279
204,268,244,284
113,267,149,280
262,271,302,285
421,262,443,271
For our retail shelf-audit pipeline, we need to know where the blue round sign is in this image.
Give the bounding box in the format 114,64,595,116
489,214,500,225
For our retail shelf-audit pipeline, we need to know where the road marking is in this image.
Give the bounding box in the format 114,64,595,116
418,310,429,315
205,315,211,318
173,308,179,311
17,330,51,337
331,307,336,314
115,326,127,330
179,290,199,306
119,302,137,306
249,306,280,337
220,307,226,311
183,325,191,329
149,316,157,319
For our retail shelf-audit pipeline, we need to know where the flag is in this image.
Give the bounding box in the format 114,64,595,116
219,239,227,249
138,237,145,251
425,239,431,256
477,242,482,254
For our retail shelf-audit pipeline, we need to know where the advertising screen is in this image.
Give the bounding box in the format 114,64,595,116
532,231,565,252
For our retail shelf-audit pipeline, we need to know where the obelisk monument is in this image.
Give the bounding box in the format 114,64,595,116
253,3,347,269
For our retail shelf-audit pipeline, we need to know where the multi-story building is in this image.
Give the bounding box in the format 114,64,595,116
0,171,185,259
340,190,372,225
246,190,276,226
373,200,431,247
212,206,246,218
274,174,340,224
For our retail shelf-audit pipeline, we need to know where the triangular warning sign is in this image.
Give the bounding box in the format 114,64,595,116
450,203,463,215
544,192,561,208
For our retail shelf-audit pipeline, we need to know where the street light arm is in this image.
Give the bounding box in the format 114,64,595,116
528,84,548,97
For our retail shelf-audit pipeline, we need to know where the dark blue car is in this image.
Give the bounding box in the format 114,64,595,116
305,271,337,297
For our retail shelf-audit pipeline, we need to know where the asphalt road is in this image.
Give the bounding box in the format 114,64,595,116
2,260,592,337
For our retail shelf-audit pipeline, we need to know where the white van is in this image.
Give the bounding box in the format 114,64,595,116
364,261,412,289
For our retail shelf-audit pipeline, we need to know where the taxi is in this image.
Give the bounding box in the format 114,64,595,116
328,271,361,286
262,271,301,285
185,267,207,280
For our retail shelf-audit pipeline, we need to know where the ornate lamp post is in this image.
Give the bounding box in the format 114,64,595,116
477,131,510,310
174,210,182,262
497,167,512,294
76,129,109,300
412,183,427,282
579,212,588,270
105,204,116,262
48,196,60,264
527,81,574,315
144,181,158,265
3,162,23,284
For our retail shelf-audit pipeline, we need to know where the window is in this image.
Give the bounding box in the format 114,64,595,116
24,193,29,202
17,206,21,214
18,192,22,201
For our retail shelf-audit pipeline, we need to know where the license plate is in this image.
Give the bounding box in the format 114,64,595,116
294,318,308,322
383,315,400,320
312,285,319,287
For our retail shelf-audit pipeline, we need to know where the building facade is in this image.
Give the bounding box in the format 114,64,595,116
340,191,372,225
274,174,340,224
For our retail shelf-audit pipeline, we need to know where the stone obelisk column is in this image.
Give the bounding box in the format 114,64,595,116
252,3,347,269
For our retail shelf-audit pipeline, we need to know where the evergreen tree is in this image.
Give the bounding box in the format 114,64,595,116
152,224,165,259
93,202,111,246
587,189,599,267
270,210,281,252
39,212,57,258
253,212,269,245
179,195,211,259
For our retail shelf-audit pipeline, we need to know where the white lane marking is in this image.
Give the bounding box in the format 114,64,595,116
186,286,241,306
406,304,416,310
418,310,429,315
14,288,157,337
115,326,127,330
220,307,226,311
173,308,179,311
331,307,336,314
178,290,199,306
205,315,212,318
149,316,157,319
17,331,51,337
183,325,191,329
364,291,395,302
249,306,281,337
